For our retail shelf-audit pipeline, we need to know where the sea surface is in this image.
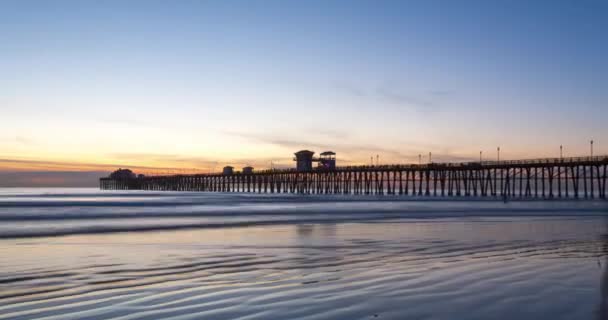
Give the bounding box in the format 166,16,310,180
1,188,608,320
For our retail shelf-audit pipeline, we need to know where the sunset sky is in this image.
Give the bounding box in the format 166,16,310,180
1,0,607,186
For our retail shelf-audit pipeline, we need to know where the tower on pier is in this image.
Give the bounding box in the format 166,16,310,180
222,166,234,175
294,150,315,172
293,150,337,171
318,151,336,170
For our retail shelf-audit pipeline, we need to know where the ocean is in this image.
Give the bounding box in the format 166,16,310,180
1,188,608,319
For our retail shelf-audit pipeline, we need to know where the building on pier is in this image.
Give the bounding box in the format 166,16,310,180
293,150,337,171
109,168,136,179
242,166,254,174
294,150,315,172
222,166,234,175
319,151,336,170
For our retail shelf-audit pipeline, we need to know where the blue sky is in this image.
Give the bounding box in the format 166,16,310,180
0,0,606,185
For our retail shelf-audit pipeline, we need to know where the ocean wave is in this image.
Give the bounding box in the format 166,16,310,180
0,189,606,239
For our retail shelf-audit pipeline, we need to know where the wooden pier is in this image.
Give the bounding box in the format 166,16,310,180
100,155,608,199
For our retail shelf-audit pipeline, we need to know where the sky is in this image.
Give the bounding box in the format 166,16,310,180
1,0,607,186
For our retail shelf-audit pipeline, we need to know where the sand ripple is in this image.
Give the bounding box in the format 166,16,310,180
2,219,608,320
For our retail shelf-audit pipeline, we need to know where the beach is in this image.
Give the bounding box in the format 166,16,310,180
1,188,608,319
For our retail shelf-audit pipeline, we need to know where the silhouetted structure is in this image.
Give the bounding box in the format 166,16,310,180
319,151,336,170
109,168,136,179
294,150,315,172
101,155,608,199
104,168,140,189
293,150,337,171
242,166,254,174
222,166,234,175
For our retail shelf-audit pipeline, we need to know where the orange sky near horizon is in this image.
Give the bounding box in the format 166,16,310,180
1,139,603,177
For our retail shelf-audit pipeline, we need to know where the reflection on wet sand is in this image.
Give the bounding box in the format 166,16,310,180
598,218,608,320
2,217,608,320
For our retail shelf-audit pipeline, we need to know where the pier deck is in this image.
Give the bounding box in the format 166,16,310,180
100,155,608,199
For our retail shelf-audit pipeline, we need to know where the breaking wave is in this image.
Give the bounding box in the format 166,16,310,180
0,188,606,238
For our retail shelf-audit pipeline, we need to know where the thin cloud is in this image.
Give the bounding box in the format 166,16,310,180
0,158,204,175
108,152,294,172
223,129,484,165
335,81,451,113
312,128,351,140
98,117,154,127
376,87,436,109
0,136,36,146
334,82,368,98
222,131,412,159
15,136,36,145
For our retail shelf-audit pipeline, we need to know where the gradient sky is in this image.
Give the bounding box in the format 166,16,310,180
1,0,607,186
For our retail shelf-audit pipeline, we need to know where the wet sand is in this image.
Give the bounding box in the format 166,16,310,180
1,189,607,319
